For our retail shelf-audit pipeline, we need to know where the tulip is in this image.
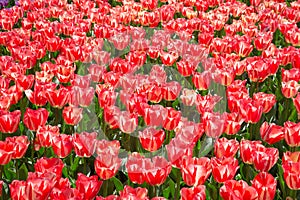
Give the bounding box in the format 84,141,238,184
139,127,165,152
0,141,14,165
180,185,206,200
252,172,277,200
211,157,239,183
76,173,103,200
144,156,172,186
62,106,83,126
34,157,64,180
220,180,258,200
284,121,300,147
214,137,239,159
52,134,73,158
119,186,148,200
5,136,29,159
23,108,49,131
282,151,300,190
73,132,97,157
0,110,21,133
260,122,284,145
252,146,279,172
94,152,122,180
126,153,147,184
181,156,211,186
36,125,60,148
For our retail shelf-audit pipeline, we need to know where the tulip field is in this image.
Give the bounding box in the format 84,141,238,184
0,0,300,199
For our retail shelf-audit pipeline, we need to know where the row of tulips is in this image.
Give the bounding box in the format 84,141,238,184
0,0,300,199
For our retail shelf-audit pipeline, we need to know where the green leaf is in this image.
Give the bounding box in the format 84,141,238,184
19,163,28,180
111,176,124,192
169,179,175,198
70,156,80,172
206,183,218,200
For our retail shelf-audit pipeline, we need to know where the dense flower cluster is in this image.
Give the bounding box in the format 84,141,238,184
0,0,300,199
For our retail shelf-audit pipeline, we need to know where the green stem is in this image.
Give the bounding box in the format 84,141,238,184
102,180,109,197
83,157,87,174
0,165,3,180
287,188,297,199
15,160,19,179
175,169,181,200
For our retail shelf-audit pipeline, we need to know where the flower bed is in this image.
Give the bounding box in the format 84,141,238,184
0,0,300,199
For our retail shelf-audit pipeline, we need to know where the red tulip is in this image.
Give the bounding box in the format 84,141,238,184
202,112,226,138
253,92,276,113
69,86,94,107
88,64,107,83
180,88,197,106
52,134,73,158
223,112,244,135
163,107,181,131
196,94,222,114
34,157,64,180
36,125,60,148
10,180,27,200
160,50,178,66
162,81,181,101
0,110,21,133
144,156,172,185
146,84,163,103
104,106,120,129
96,85,117,108
5,136,29,159
25,172,55,200
237,98,263,124
14,74,34,91
293,92,300,115
143,105,167,127
214,137,239,159
94,152,121,180
282,151,300,190
252,146,279,172
126,153,147,184
46,87,70,109
62,106,83,126
96,140,120,156
23,108,49,131
166,137,194,168
177,59,196,77
139,127,165,152
251,172,277,200
211,157,239,183
0,141,14,165
220,180,258,200
73,132,97,157
284,121,300,147
181,156,211,186
50,188,84,200
281,80,300,98
240,139,263,164
119,185,148,200
260,122,284,145
118,111,138,134
254,31,273,51
76,173,103,200
180,185,206,200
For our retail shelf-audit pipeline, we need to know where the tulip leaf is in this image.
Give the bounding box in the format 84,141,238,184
111,176,124,192
169,179,175,198
198,137,214,157
163,186,170,199
70,156,80,172
3,161,16,181
18,163,28,180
